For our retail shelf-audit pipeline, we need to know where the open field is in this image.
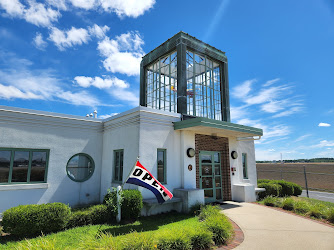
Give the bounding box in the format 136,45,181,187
257,163,334,192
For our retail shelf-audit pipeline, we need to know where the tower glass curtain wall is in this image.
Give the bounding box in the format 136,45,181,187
186,50,222,120
146,51,177,112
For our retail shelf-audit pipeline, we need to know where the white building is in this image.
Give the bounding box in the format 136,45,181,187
0,32,263,215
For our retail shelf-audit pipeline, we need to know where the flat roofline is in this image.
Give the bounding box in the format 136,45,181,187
173,117,263,137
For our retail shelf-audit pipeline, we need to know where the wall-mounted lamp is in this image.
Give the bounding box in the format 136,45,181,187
231,151,238,159
187,148,195,158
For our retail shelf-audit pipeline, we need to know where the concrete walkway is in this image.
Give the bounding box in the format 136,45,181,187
221,202,334,250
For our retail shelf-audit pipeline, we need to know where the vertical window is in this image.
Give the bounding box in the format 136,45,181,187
146,51,177,112
113,150,124,182
157,149,166,183
242,153,248,179
186,50,222,120
0,148,49,184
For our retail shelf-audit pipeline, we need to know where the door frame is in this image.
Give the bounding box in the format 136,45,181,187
199,150,223,203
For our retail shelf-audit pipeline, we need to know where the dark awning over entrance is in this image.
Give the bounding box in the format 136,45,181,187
173,117,263,138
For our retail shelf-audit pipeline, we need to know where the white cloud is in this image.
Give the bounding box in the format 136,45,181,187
314,140,334,147
57,90,100,106
33,32,47,50
230,105,247,121
74,76,129,89
49,26,90,50
318,122,331,127
0,0,60,27
0,0,24,17
273,106,303,118
293,134,312,143
69,0,96,10
97,31,144,76
46,0,67,11
231,79,255,99
0,53,104,107
263,78,280,87
108,87,139,106
99,0,155,18
99,112,119,119
268,149,276,152
88,24,109,39
0,83,41,100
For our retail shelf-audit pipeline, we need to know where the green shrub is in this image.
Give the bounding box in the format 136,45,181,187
273,180,294,197
157,230,192,250
189,202,203,215
327,208,334,223
67,204,113,228
282,197,294,210
188,227,213,249
198,205,221,221
293,200,310,214
122,189,143,220
203,213,233,245
121,231,155,250
104,189,143,221
263,196,278,207
2,203,70,236
257,179,273,184
258,183,282,199
291,183,303,196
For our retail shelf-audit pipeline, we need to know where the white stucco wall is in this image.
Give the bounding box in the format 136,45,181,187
229,138,258,202
0,107,103,214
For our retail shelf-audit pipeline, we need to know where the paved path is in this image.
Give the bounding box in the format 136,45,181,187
221,202,334,250
300,190,334,203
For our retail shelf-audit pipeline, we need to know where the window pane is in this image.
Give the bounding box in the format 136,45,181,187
202,165,212,176
0,150,11,183
67,154,94,182
201,154,211,163
242,153,248,179
12,151,29,182
216,189,222,200
157,150,165,183
30,151,47,182
202,177,213,188
204,189,213,198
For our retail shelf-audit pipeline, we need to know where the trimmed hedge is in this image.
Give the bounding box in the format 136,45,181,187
257,179,303,199
258,183,282,199
67,204,113,228
2,203,70,237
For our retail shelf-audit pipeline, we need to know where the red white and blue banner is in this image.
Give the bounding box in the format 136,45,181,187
125,161,173,204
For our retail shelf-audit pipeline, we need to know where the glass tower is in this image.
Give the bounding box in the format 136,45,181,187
140,32,230,122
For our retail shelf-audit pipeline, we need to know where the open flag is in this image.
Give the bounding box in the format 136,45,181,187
125,161,173,204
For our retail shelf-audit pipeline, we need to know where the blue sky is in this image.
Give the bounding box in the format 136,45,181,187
0,0,333,161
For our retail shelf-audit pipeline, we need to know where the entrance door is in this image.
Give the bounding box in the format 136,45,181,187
199,151,223,203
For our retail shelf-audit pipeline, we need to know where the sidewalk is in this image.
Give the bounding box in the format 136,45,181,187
221,201,334,250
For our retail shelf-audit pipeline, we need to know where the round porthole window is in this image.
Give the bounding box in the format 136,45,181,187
66,153,95,182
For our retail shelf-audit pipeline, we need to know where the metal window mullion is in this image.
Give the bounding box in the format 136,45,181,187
159,59,161,109
213,68,216,120
8,149,14,183
209,65,213,119
152,64,155,108
169,54,172,112
192,52,196,116
205,56,208,118
27,151,32,183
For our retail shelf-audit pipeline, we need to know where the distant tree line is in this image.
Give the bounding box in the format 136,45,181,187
256,158,334,163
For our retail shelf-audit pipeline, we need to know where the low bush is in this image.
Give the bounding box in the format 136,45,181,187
188,227,213,250
198,205,221,221
327,208,334,223
257,179,273,184
293,200,310,214
68,204,114,228
157,230,192,250
281,197,294,211
2,203,70,237
273,180,294,197
291,183,303,196
121,231,155,250
263,196,277,207
103,189,143,221
122,189,143,220
258,183,282,199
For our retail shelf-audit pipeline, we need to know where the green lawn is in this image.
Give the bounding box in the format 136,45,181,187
0,212,201,249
